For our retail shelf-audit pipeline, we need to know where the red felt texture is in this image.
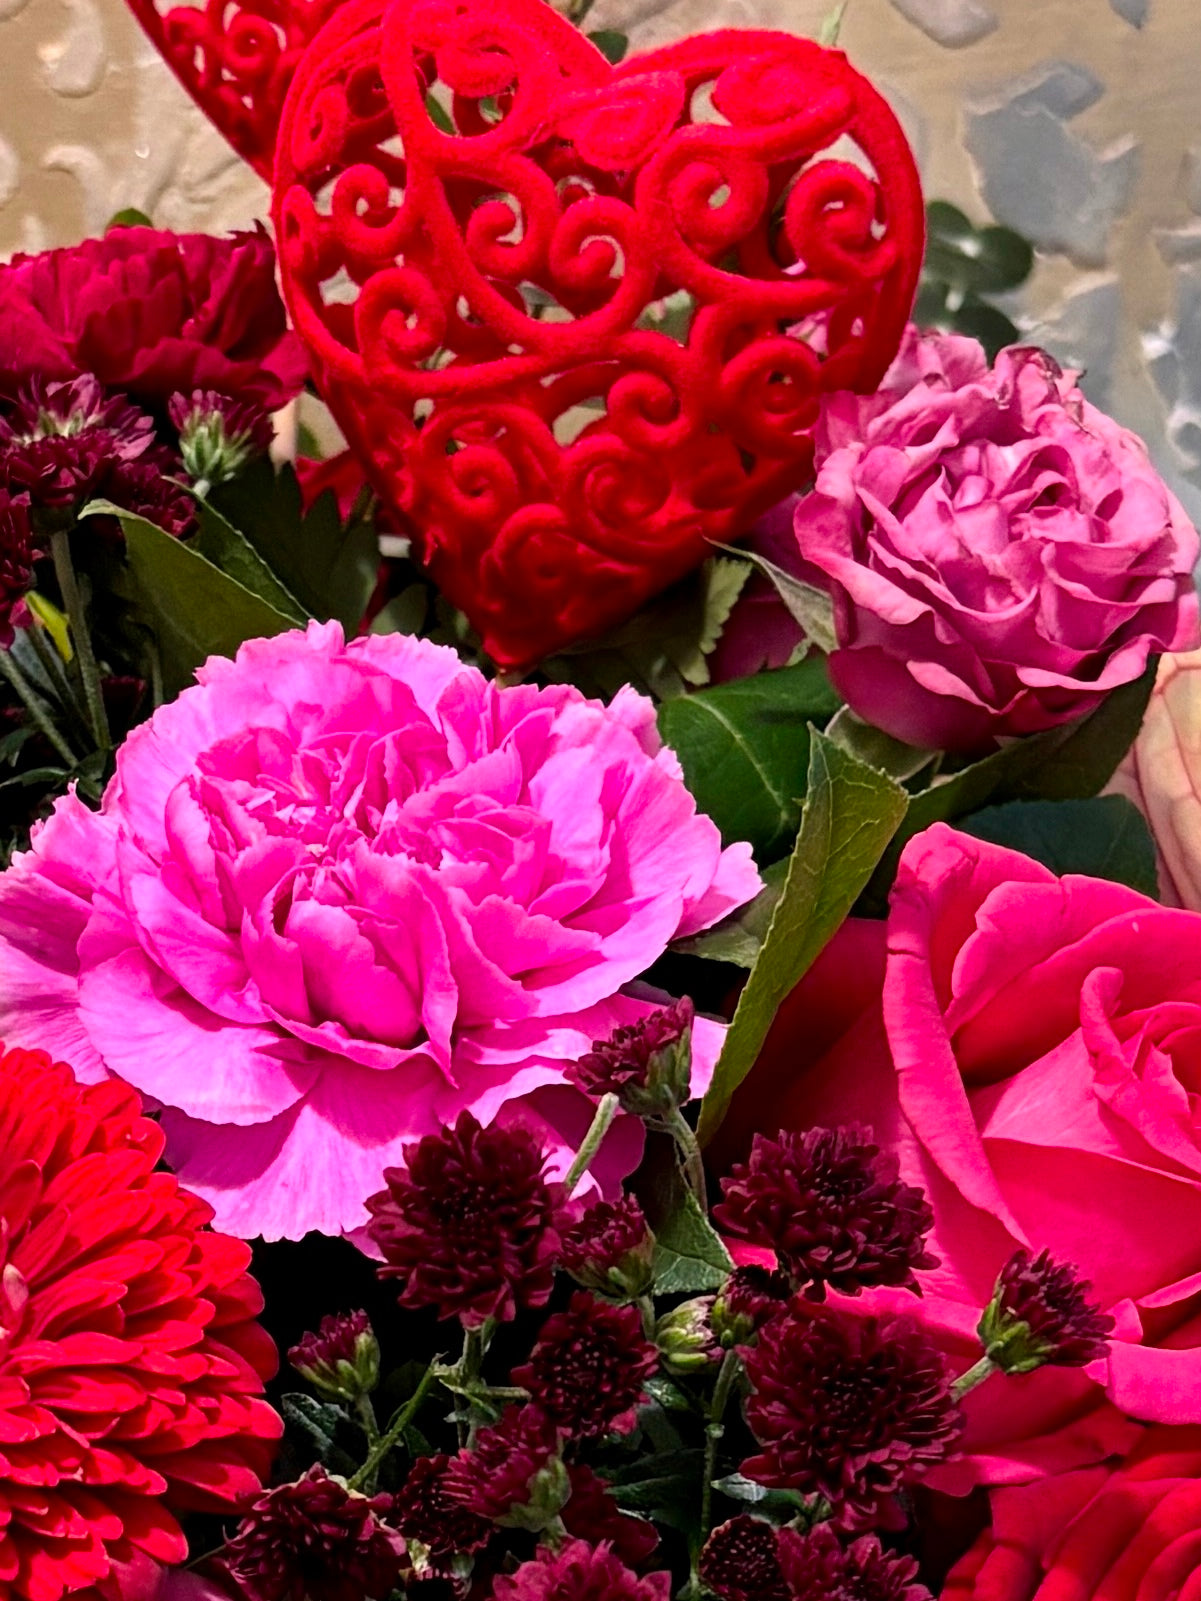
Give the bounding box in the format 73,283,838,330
274,0,925,667
123,0,343,178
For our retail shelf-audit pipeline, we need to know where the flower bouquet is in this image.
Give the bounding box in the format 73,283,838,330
0,1,1198,1599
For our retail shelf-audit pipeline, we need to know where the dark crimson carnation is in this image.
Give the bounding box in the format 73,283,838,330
366,1112,572,1327
560,1195,654,1300
226,1467,404,1601
489,1539,671,1601
698,1517,790,1601
512,1291,658,1439
562,1466,659,1568
443,1406,562,1526
390,1453,492,1563
0,227,306,408
980,1247,1114,1373
569,997,694,1114
777,1526,932,1601
742,1309,961,1521
0,491,35,647
0,1044,279,1601
714,1126,937,1299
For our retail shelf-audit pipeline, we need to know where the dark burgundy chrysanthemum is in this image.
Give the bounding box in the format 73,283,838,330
560,1195,655,1300
0,489,36,646
714,1126,938,1299
443,1406,564,1527
366,1112,572,1327
391,1453,492,1563
698,1516,791,1601
777,1526,932,1601
741,1309,962,1521
106,456,196,537
225,1467,404,1601
711,1265,793,1346
562,1465,659,1567
0,375,160,512
513,1291,658,1439
568,997,694,1116
288,1310,379,1402
979,1248,1114,1374
489,1539,671,1601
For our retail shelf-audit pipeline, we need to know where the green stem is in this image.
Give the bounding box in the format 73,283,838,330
0,649,77,766
50,530,110,753
697,1350,741,1564
354,1393,380,1449
348,1359,440,1492
564,1092,619,1195
952,1353,998,1400
663,1106,708,1208
457,1322,490,1447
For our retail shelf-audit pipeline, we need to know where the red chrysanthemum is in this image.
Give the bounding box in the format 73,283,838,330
442,1406,563,1528
0,1044,279,1601
568,999,694,1117
512,1292,658,1439
980,1248,1113,1374
366,1113,572,1328
698,1517,790,1601
741,1309,961,1522
0,492,35,648
390,1454,491,1566
489,1539,671,1601
559,1196,654,1301
714,1127,937,1299
777,1526,932,1601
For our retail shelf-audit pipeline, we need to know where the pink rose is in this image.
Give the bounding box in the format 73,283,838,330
0,623,758,1242
0,226,306,409
945,1426,1201,1601
716,822,1201,1491
791,326,1199,750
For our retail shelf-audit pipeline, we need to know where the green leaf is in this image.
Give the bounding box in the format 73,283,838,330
672,856,789,968
609,1448,706,1533
192,501,309,625
825,704,937,782
696,732,908,1146
279,1393,357,1475
959,795,1159,898
816,0,848,45
640,1142,733,1295
711,1473,808,1514
107,207,153,230
657,658,842,862
588,28,628,61
860,665,1157,911
208,459,380,632
714,541,836,655
923,200,1035,294
369,584,430,637
84,502,298,697
541,558,750,701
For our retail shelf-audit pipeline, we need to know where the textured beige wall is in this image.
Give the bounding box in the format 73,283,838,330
1,0,1200,511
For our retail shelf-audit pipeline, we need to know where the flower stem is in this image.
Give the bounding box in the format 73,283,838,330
348,1359,441,1493
564,1092,619,1195
354,1393,380,1449
952,1353,998,1400
50,530,110,754
663,1106,708,1208
0,649,77,766
696,1349,741,1569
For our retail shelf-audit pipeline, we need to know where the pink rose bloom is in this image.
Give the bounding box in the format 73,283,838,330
791,325,1199,751
715,822,1201,1493
0,622,758,1242
1110,648,1201,910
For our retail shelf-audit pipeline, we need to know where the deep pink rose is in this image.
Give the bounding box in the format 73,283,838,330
716,822,1201,1491
0,226,306,409
944,1426,1201,1601
0,622,758,1242
791,326,1199,750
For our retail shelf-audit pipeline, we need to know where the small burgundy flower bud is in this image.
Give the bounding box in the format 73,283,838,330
288,1310,380,1403
654,1295,721,1375
978,1248,1114,1375
560,1195,655,1301
699,1516,791,1601
711,1266,792,1348
568,997,695,1119
714,1126,938,1300
443,1406,569,1534
169,388,273,489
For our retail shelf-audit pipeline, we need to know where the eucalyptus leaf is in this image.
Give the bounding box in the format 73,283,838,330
83,502,298,697
960,795,1159,898
657,658,842,862
696,732,908,1146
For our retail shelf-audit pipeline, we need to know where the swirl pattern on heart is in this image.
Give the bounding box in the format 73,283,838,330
274,0,924,666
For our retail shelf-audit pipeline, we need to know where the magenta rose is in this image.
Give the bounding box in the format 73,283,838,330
0,226,306,409
0,623,759,1242
789,326,1199,750
716,822,1201,1491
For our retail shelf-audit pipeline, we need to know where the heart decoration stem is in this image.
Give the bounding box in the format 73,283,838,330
273,0,924,667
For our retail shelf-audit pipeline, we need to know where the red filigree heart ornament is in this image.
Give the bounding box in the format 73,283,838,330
274,0,925,667
124,0,343,177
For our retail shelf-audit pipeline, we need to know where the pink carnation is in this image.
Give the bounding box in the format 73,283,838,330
0,623,758,1242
